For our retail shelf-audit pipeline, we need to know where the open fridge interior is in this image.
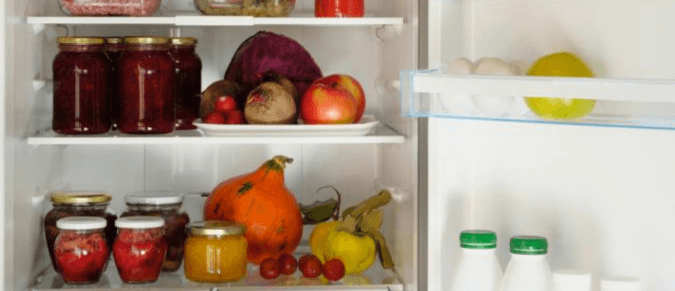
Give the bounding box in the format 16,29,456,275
6,0,419,290
418,1,675,291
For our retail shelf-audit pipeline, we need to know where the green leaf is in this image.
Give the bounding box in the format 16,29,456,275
299,198,338,225
359,210,383,233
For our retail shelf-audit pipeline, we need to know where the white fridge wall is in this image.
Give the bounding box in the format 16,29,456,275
428,0,675,290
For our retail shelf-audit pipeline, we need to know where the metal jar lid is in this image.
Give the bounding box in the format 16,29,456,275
124,36,170,45
170,37,197,46
105,37,123,44
57,37,105,45
188,221,245,237
50,191,112,205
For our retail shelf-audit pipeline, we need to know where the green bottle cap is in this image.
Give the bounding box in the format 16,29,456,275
510,236,548,255
460,230,497,249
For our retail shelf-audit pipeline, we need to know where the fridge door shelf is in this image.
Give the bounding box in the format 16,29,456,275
401,69,675,131
31,250,403,291
26,12,404,28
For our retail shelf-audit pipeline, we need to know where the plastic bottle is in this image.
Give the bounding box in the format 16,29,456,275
449,230,503,291
600,277,641,291
553,270,592,291
499,236,552,291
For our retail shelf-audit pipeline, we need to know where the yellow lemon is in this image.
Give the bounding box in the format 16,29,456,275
525,52,596,120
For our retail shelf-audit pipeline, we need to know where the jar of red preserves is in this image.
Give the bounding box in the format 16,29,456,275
54,217,110,284
53,37,111,135
113,216,167,284
170,37,202,130
44,191,117,272
105,37,124,129
315,0,364,17
117,36,175,134
120,192,190,272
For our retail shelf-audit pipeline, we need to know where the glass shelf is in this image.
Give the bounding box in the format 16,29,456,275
401,69,675,130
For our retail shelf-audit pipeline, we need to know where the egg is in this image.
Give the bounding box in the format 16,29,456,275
472,57,516,116
437,58,475,115
510,60,529,76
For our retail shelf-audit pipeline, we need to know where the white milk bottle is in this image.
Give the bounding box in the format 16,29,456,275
601,277,641,291
499,236,552,291
449,230,503,291
553,270,592,291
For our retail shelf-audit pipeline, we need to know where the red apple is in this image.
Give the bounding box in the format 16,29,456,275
203,112,226,124
300,82,358,124
312,74,366,122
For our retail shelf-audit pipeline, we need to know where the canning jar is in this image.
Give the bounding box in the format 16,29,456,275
184,221,247,283
315,0,364,17
44,191,117,272
170,38,202,130
194,0,295,16
118,37,175,134
58,0,161,16
105,37,124,129
54,217,110,284
120,192,190,272
53,37,111,135
113,216,167,284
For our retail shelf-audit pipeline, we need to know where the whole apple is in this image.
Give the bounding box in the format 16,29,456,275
312,74,366,122
300,82,358,124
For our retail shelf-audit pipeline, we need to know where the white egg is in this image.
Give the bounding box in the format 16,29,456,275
472,57,516,116
438,58,475,115
510,60,529,76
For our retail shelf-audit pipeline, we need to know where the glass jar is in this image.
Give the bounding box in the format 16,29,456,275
54,217,110,284
120,192,190,272
58,0,161,16
44,191,117,272
315,0,364,17
194,0,295,16
53,37,111,135
113,216,167,284
105,37,124,129
117,36,175,134
170,38,202,130
184,221,247,283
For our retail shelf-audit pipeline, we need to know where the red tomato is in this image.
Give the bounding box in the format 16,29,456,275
278,254,297,275
315,0,364,17
298,254,322,278
260,257,280,279
203,112,227,124
322,259,345,281
214,95,237,115
225,110,245,124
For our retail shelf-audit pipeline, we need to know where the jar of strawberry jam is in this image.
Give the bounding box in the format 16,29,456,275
44,191,117,272
120,192,190,272
105,37,124,129
53,37,111,135
54,217,110,284
117,36,175,134
170,37,202,130
113,216,167,284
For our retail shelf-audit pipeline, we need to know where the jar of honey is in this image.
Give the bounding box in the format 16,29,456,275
184,221,247,283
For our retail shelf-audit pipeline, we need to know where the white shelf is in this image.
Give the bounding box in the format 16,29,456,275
27,12,404,27
401,69,675,130
27,124,405,145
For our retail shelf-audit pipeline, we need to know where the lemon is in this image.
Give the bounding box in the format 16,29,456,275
309,221,377,275
525,52,596,120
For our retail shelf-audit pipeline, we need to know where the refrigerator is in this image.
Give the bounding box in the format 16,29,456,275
2,0,673,290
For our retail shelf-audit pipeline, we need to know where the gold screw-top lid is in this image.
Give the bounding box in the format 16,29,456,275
57,37,105,45
170,37,198,46
50,191,112,205
124,36,170,45
188,221,246,237
106,37,123,44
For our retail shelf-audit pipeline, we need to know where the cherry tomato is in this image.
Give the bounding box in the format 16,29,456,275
225,110,245,124
278,254,297,275
260,257,280,279
214,95,237,115
203,112,226,124
298,254,322,279
322,259,345,281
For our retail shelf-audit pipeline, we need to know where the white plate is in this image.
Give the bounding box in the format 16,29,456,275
194,115,380,137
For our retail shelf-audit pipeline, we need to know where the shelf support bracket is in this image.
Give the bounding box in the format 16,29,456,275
373,24,403,43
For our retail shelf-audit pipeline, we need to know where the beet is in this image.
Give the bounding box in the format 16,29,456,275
244,82,297,125
224,31,323,109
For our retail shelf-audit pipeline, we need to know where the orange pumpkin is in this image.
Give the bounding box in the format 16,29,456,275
204,156,303,265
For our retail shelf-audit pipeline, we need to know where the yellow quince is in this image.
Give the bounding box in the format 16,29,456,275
309,221,377,275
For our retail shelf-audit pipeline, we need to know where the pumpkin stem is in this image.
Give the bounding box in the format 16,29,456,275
271,156,294,169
